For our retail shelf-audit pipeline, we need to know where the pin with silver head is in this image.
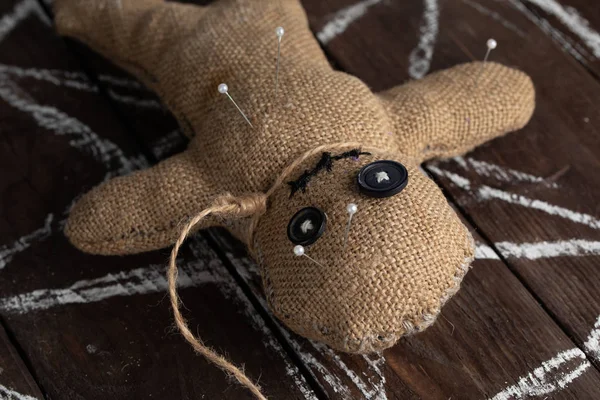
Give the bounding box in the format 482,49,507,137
275,26,285,95
218,83,253,127
293,245,327,268
474,38,497,90
343,203,358,250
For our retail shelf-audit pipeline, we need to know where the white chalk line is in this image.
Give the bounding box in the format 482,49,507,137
506,0,592,64
311,342,387,400
0,383,39,400
475,243,501,260
98,74,144,90
278,324,353,397
0,260,222,314
150,129,186,159
523,0,600,58
408,0,439,80
461,0,525,37
496,239,600,260
0,64,97,92
584,315,600,361
106,89,163,110
476,239,600,260
479,185,600,230
362,353,387,400
0,215,53,270
452,156,559,188
0,64,159,109
489,347,591,399
316,0,383,45
0,0,50,44
429,165,600,231
0,80,147,179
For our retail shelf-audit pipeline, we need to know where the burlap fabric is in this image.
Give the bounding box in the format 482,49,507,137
55,0,535,353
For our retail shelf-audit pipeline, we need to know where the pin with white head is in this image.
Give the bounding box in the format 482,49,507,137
343,203,358,251
474,38,497,89
218,83,253,127
483,38,497,63
275,26,285,95
293,245,327,268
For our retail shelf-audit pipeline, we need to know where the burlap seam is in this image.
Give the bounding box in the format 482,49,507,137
71,217,185,247
402,227,475,336
260,225,475,353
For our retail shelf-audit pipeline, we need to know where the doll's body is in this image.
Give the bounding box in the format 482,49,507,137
56,0,534,354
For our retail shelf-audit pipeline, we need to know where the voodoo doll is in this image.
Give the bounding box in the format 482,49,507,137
55,0,535,396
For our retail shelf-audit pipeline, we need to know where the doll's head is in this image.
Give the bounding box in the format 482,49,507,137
254,146,474,353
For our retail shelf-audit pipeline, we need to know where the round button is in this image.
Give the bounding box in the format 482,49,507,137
287,207,327,246
357,160,408,198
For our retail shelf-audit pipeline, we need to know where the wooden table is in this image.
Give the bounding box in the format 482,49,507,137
1,0,599,398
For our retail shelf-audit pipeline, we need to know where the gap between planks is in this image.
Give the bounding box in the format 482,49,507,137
0,316,47,399
513,0,600,82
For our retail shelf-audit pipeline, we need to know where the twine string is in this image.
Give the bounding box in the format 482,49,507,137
168,193,268,400
168,143,369,399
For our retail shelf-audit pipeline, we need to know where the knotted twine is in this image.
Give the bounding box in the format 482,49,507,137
167,143,365,399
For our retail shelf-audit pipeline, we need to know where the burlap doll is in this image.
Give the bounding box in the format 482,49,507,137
54,0,535,397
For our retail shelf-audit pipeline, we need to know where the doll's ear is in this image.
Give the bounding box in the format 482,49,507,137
377,62,535,162
65,148,218,255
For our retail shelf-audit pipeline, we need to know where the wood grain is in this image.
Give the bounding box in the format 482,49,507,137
0,323,44,400
516,0,600,77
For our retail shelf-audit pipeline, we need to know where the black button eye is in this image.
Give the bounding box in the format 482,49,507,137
357,160,408,198
287,207,327,246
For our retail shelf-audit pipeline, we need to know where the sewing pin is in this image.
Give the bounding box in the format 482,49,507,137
474,38,497,89
275,26,285,94
343,203,358,250
218,83,253,127
293,245,327,268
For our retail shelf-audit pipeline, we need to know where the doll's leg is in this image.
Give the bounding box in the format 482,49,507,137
54,0,209,89
377,62,534,162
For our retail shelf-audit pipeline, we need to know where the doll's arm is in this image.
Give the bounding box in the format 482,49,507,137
65,146,220,255
378,62,535,161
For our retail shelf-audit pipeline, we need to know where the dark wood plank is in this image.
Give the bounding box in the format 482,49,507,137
211,223,600,400
305,0,600,379
57,0,600,398
515,0,600,77
0,323,44,400
0,1,316,398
